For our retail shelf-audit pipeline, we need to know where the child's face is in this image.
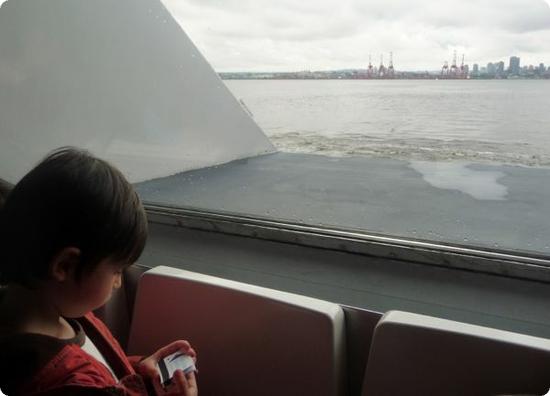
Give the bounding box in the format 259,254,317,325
55,257,126,318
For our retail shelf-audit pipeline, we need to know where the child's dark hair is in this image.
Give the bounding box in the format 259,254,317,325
0,147,148,286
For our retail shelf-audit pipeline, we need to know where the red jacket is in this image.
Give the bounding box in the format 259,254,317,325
0,312,150,395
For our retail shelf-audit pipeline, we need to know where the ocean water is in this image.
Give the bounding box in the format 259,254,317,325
139,80,550,255
225,79,550,167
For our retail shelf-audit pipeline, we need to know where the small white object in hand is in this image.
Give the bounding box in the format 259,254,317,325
156,351,196,386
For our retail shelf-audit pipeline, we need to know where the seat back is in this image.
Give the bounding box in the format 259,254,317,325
0,178,12,207
341,306,382,396
362,311,550,396
94,264,149,350
128,266,346,396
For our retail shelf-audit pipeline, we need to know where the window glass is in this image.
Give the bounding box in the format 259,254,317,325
137,0,550,257
1,0,549,258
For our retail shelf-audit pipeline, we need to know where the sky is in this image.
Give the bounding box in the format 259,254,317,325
162,0,550,72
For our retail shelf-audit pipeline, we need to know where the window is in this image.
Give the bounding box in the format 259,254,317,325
138,1,550,257
1,0,549,262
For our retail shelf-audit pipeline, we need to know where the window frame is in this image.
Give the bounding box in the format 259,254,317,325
144,202,550,284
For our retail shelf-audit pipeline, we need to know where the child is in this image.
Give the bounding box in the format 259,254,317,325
0,147,198,396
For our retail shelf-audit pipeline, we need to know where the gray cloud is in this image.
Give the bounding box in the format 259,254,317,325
162,0,550,71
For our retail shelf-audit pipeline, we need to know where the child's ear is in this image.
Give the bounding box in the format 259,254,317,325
49,247,81,282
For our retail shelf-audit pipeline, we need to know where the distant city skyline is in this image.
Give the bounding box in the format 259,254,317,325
219,54,550,80
222,54,549,74
162,0,550,72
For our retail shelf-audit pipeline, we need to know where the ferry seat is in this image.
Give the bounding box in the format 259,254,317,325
127,265,347,396
0,178,12,206
340,306,382,396
361,310,550,396
94,264,149,351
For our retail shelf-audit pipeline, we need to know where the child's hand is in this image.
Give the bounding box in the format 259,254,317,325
156,369,198,396
136,340,197,395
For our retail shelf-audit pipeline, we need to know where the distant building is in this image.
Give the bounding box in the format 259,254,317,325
496,61,505,76
472,64,479,74
509,56,520,75
487,62,496,76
